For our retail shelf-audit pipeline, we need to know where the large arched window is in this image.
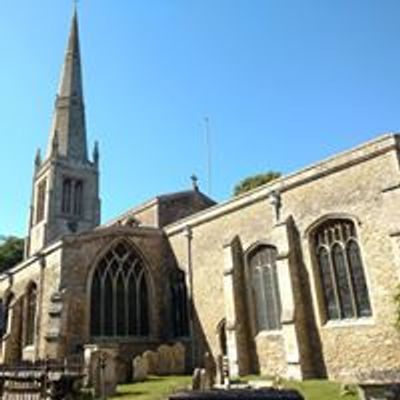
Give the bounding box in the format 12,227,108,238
90,241,150,337
247,245,281,332
312,218,372,321
24,283,37,346
170,269,189,337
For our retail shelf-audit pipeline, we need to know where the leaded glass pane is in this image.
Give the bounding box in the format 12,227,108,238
332,244,355,318
103,273,114,336
116,274,126,336
128,274,137,335
347,241,372,317
25,284,37,346
139,276,149,336
317,248,339,320
249,245,281,332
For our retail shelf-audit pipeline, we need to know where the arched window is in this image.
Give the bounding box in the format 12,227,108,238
1,293,14,337
247,245,281,332
62,178,72,214
170,269,189,337
36,179,47,223
312,218,372,321
74,181,83,216
25,283,37,346
90,241,151,337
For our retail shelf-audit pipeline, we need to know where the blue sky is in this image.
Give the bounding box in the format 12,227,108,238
1,0,400,237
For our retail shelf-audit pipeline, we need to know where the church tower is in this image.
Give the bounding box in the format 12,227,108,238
27,10,100,256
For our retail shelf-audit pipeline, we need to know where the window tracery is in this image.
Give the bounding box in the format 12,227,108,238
90,241,150,337
247,245,282,332
312,218,372,321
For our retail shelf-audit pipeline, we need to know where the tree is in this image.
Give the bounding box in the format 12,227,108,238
233,171,281,196
0,236,24,273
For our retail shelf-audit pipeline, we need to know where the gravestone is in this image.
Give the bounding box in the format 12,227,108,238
171,342,186,374
133,356,149,382
158,345,174,375
143,350,159,374
83,344,118,398
192,368,202,391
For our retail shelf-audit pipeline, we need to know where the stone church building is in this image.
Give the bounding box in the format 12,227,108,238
1,11,400,382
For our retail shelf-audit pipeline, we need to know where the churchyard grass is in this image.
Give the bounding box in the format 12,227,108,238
112,376,359,400
111,376,192,400
283,379,359,400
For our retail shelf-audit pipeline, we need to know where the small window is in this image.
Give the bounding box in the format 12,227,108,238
24,283,37,346
312,218,372,322
74,181,83,216
170,269,189,337
247,245,282,332
62,178,72,214
36,180,47,223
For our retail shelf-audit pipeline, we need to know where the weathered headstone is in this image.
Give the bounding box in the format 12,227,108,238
171,342,186,374
133,355,149,382
143,350,159,374
158,344,174,375
192,368,202,391
203,352,215,389
83,344,118,398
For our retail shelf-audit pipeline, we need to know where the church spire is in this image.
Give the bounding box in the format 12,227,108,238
47,9,88,162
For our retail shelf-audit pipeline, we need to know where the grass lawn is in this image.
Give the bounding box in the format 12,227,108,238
111,376,359,400
283,379,359,400
111,376,192,400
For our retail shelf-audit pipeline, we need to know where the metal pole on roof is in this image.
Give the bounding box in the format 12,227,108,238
204,116,212,196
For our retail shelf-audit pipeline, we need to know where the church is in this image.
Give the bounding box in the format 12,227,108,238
1,10,400,383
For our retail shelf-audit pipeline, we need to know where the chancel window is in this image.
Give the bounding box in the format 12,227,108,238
36,180,47,223
62,178,83,216
24,283,37,346
313,218,372,321
170,269,189,337
248,245,282,332
90,241,150,337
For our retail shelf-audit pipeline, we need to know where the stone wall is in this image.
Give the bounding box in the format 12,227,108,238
0,241,63,362
165,134,400,380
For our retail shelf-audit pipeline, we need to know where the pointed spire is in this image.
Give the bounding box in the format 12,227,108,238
47,9,88,162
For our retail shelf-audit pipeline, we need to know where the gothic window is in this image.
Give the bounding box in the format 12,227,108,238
74,180,83,216
312,218,372,321
1,293,14,337
62,178,83,216
170,269,189,337
36,179,47,223
24,283,37,346
247,245,282,332
90,241,151,337
62,178,72,213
